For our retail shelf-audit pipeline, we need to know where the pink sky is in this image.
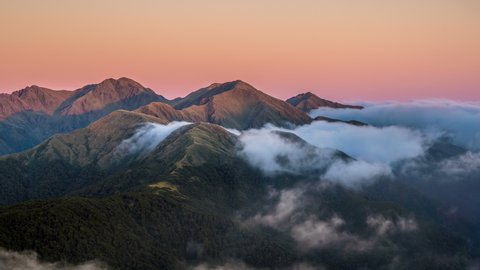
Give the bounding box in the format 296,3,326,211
0,0,479,101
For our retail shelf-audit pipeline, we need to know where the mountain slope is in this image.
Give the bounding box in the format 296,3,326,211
0,112,473,269
0,110,166,204
0,192,296,270
287,92,363,112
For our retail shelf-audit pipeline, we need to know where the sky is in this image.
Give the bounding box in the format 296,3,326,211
0,0,479,100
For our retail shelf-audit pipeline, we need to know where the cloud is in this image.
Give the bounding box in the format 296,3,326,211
367,215,417,236
116,121,191,155
291,215,357,249
244,185,419,254
246,188,305,229
237,129,335,176
191,261,250,270
323,160,391,188
191,261,321,270
0,248,108,270
438,151,480,177
291,121,429,164
310,100,480,150
236,121,425,187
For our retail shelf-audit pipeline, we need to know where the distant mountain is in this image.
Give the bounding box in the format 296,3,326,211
286,92,363,112
140,80,312,129
313,115,367,126
0,85,72,119
0,78,166,155
55,77,164,115
1,79,365,155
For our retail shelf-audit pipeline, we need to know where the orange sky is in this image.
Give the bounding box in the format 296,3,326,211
0,0,479,100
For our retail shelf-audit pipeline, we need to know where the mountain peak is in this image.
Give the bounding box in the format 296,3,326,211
97,77,145,90
0,85,73,118
286,92,363,112
57,77,162,116
173,80,259,110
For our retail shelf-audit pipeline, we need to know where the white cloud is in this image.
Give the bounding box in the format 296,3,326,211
247,188,304,229
367,215,417,236
323,160,391,188
291,121,428,164
291,216,348,248
191,261,250,270
116,121,191,155
0,248,107,270
191,261,321,270
237,129,335,176
439,151,480,177
236,121,423,187
310,100,480,151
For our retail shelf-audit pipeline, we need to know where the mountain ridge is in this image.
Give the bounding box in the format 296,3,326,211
286,92,363,112
0,78,363,156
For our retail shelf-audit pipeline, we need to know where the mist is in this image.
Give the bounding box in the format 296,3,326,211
310,100,480,150
236,120,427,187
116,121,191,155
0,248,107,270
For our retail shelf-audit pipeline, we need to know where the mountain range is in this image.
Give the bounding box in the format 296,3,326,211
0,78,356,155
0,78,478,270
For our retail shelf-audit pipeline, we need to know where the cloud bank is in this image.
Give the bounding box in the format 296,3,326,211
237,129,335,175
236,121,424,187
245,185,418,253
310,100,480,150
0,248,107,270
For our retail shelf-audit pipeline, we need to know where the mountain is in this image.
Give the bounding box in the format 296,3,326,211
55,77,165,116
0,110,168,205
139,80,312,129
286,92,363,112
2,79,364,156
0,78,166,155
0,85,72,119
313,115,368,126
0,107,475,269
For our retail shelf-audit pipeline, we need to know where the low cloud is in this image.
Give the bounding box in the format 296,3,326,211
246,188,305,229
116,121,191,155
245,186,419,253
191,261,250,270
367,215,417,236
191,261,320,270
290,215,366,250
236,121,422,187
310,100,480,151
439,151,480,177
0,248,108,270
291,121,428,164
323,160,391,188
238,129,335,176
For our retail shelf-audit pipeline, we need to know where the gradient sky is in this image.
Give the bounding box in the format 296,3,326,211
0,0,479,100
